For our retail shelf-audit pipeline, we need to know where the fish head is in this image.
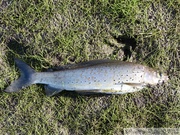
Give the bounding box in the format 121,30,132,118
158,72,169,82
144,69,169,85
153,71,169,84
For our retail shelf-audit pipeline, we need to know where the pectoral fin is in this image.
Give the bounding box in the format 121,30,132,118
123,83,146,87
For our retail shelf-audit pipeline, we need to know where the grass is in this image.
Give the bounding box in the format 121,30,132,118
0,0,180,134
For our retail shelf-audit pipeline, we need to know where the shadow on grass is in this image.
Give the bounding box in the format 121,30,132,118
6,39,28,64
6,38,50,69
113,34,137,61
51,90,112,99
106,33,137,61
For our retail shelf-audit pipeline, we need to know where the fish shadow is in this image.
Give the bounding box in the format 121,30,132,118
51,90,112,98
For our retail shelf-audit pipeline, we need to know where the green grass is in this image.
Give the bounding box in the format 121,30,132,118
0,0,180,134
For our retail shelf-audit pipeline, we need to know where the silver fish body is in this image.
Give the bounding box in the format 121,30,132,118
5,59,168,96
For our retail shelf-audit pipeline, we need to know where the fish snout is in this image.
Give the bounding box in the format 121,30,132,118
159,73,169,83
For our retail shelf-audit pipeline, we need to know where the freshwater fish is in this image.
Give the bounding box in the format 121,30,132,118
5,59,168,96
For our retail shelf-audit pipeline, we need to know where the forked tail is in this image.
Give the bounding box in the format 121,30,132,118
5,58,36,92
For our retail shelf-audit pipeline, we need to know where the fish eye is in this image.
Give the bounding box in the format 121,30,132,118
159,72,162,78
156,72,162,78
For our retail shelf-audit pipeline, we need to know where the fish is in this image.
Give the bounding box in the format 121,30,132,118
5,58,168,96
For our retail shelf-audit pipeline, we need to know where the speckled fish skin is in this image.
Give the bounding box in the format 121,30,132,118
5,59,168,96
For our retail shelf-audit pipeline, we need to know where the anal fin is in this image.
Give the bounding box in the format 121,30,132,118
44,85,63,96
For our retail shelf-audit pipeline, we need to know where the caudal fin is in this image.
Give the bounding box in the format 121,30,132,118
5,58,36,92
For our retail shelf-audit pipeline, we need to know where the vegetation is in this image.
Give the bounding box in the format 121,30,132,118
0,0,179,134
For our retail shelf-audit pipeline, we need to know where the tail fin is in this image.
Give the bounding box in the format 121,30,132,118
5,58,36,92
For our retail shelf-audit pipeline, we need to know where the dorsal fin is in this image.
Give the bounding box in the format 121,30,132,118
51,59,125,71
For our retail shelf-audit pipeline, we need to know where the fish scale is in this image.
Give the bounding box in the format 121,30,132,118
5,59,168,96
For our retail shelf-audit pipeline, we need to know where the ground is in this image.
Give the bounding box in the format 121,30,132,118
0,0,179,134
